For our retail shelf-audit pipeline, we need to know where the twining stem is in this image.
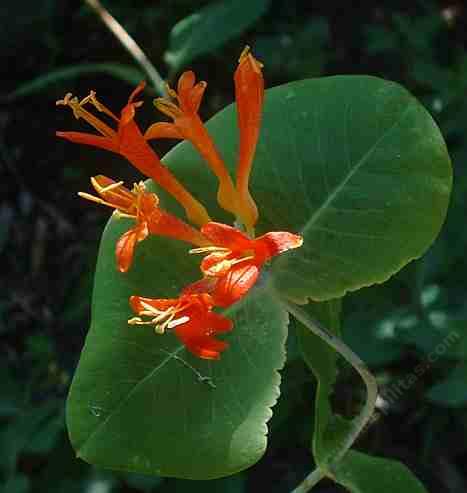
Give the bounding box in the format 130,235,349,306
291,468,326,493
280,298,378,493
84,0,167,97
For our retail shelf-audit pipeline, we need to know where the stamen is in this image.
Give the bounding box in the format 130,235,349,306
78,192,117,209
113,210,137,220
78,190,137,217
238,45,264,71
90,177,136,205
167,315,190,329
189,246,231,255
165,84,179,100
139,300,165,316
154,98,183,119
131,181,147,195
56,93,74,107
79,91,119,122
127,315,170,334
56,91,118,138
230,255,254,266
98,181,125,193
128,299,193,334
154,312,176,334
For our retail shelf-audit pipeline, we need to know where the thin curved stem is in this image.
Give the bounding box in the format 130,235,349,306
85,0,167,97
291,468,326,493
280,298,378,491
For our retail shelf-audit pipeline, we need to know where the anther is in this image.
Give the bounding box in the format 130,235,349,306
153,98,183,119
167,316,190,329
98,181,125,194
56,93,74,106
78,192,114,207
189,246,230,255
79,91,119,122
113,210,137,220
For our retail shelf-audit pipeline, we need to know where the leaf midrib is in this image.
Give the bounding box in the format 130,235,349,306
301,102,415,234
76,345,185,456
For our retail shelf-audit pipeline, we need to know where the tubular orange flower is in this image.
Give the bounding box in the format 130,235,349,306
234,46,264,233
59,48,304,361
147,72,238,217
186,222,303,307
80,175,210,272
147,47,265,234
128,293,232,360
56,82,210,227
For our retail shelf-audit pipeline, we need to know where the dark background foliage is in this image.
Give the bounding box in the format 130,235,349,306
1,1,466,492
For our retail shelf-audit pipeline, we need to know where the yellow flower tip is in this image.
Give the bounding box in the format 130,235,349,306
215,179,240,219
185,203,211,228
238,45,264,72
238,45,251,63
237,189,259,229
165,83,178,100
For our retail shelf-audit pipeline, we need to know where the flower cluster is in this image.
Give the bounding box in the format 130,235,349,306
57,47,302,360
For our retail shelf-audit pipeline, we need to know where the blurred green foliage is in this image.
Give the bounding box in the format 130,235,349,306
2,0,467,491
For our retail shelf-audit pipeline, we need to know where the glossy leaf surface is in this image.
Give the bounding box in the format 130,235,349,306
333,450,428,493
164,0,270,73
163,76,452,303
67,220,288,479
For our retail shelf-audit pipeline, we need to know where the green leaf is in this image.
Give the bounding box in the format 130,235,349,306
426,364,467,407
6,63,146,101
294,299,353,466
0,401,58,474
256,18,330,79
332,450,428,493
163,474,246,493
67,219,288,479
0,364,23,417
396,312,467,361
162,76,452,303
24,407,64,455
121,472,164,492
343,310,405,367
164,0,270,73
3,475,30,493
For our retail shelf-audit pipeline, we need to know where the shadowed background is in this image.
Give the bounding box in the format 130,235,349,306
1,1,466,492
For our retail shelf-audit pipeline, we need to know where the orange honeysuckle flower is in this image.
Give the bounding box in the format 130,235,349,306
56,82,210,227
128,293,232,360
185,222,303,307
146,47,265,235
80,175,209,273
147,72,238,218
234,46,264,233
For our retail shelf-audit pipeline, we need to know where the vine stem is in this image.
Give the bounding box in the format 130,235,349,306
84,0,167,97
291,468,326,493
279,298,378,492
